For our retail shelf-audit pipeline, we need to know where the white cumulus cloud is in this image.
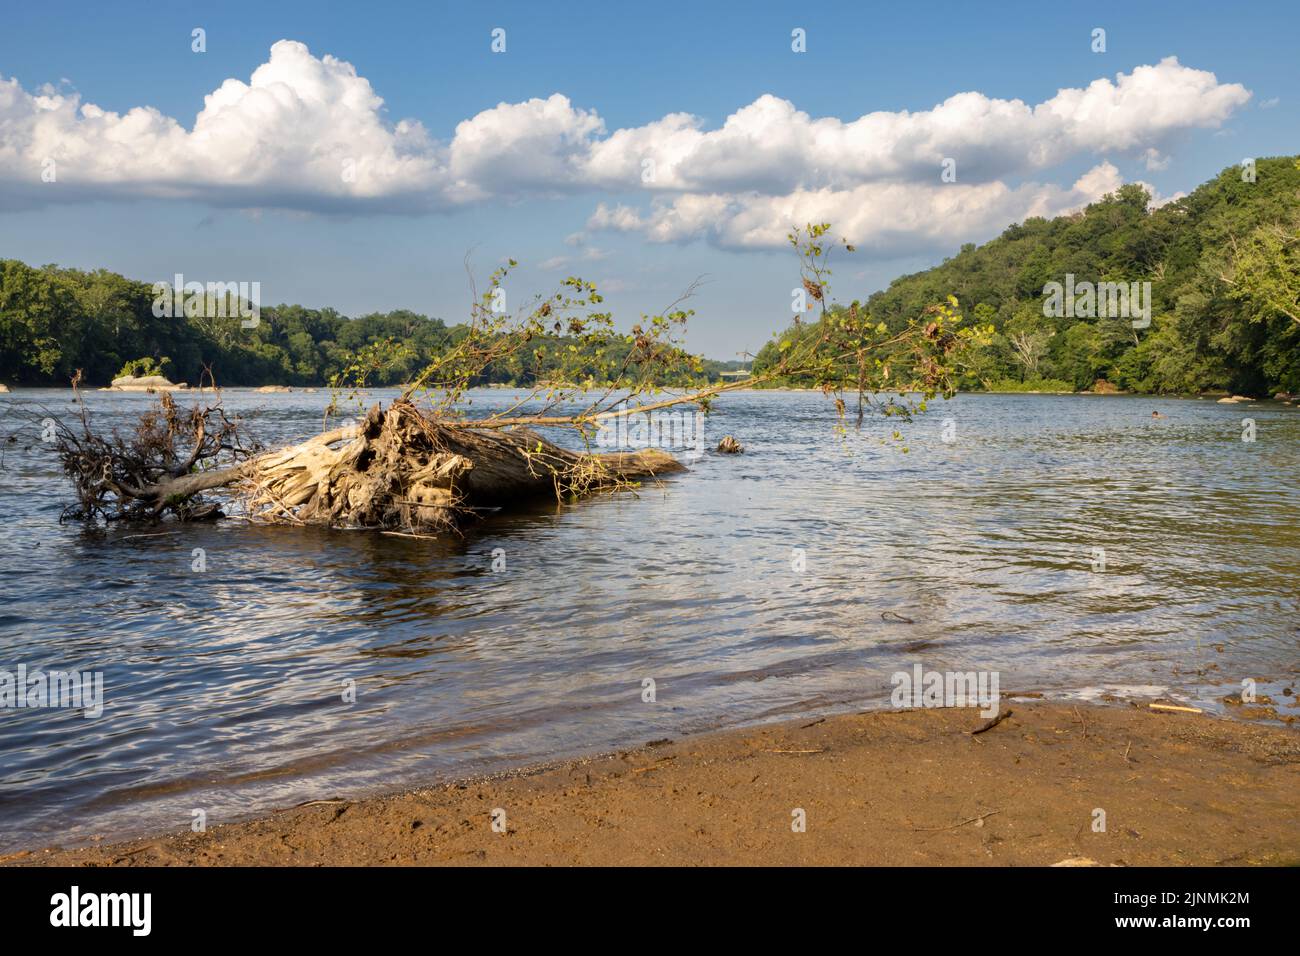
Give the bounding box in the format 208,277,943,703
590,163,1137,253
0,42,1251,254
0,40,444,211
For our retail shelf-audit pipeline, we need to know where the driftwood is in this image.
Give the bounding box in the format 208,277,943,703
59,397,684,533
969,708,1013,735
910,809,1001,832
1148,703,1204,715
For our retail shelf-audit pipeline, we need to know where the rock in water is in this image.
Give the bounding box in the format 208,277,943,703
108,375,187,391
716,435,744,454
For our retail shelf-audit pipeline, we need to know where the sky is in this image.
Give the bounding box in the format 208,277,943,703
0,0,1296,358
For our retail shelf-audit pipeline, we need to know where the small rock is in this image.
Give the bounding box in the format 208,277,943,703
716,435,744,454
1050,857,1113,867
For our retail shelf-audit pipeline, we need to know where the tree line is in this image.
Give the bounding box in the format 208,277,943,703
755,156,1300,396
0,264,745,388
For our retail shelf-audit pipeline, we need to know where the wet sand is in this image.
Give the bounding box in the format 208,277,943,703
10,701,1299,866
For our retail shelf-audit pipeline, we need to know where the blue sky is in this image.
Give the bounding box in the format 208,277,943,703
0,0,1296,357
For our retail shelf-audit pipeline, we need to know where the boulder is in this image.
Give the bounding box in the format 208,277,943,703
111,374,170,388
109,375,187,391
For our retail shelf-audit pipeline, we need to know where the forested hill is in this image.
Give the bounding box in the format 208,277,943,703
0,262,745,389
756,155,1300,395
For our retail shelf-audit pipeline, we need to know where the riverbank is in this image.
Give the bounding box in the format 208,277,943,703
10,701,1297,867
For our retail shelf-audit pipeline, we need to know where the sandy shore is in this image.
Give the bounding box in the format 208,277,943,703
9,700,1298,866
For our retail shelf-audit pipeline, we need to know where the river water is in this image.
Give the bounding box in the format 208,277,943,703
0,387,1296,852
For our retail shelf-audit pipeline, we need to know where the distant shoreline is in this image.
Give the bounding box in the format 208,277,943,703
2,383,1294,403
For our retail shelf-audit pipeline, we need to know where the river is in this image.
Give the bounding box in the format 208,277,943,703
0,387,1295,852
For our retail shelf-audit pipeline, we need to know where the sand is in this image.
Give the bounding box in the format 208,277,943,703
9,700,1298,867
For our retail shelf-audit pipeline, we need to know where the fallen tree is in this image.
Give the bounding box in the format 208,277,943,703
239,398,687,532
55,224,991,534
58,393,683,533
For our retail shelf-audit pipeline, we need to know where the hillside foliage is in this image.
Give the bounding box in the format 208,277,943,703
755,156,1300,395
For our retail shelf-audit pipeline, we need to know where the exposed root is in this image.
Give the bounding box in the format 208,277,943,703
245,403,470,533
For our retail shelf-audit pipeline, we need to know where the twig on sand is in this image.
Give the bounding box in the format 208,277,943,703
114,843,164,858
763,748,826,755
911,809,1001,832
274,799,349,813
1214,851,1250,865
1073,705,1089,740
970,709,1013,735
630,757,676,775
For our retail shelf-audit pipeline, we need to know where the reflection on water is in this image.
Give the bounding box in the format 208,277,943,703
0,387,1297,851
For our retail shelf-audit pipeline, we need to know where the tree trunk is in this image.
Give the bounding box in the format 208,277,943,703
125,401,684,532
